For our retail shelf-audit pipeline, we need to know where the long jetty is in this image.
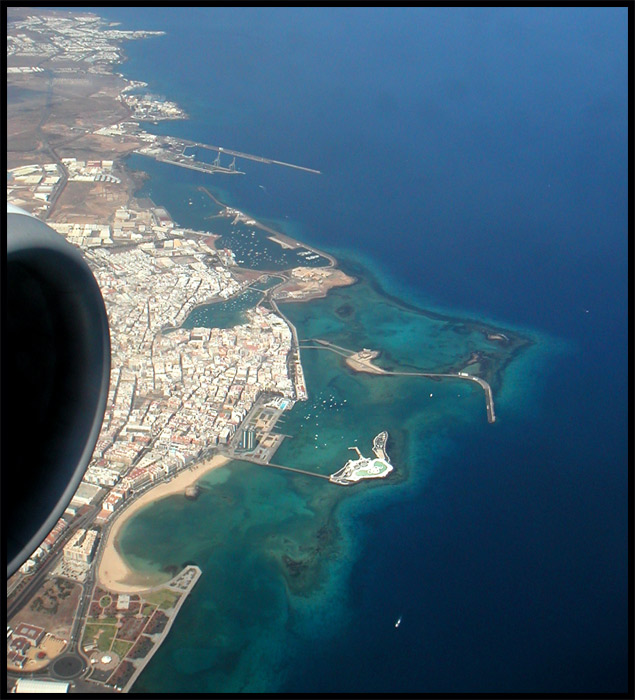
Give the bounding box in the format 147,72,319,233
179,138,322,175
303,339,496,423
156,155,244,176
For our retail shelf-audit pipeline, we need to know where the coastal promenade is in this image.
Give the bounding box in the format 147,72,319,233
301,339,496,423
269,296,308,402
121,566,202,693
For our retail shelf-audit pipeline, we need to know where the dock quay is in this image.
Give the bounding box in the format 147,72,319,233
223,394,294,464
138,136,320,178
195,185,338,269
179,138,322,175
222,395,391,485
156,154,245,175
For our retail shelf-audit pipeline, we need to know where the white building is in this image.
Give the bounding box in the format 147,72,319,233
14,678,70,693
70,482,101,507
63,529,98,564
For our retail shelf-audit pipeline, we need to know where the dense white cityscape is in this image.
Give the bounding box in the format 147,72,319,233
6,11,376,691
13,198,307,576
7,13,165,71
7,12,310,582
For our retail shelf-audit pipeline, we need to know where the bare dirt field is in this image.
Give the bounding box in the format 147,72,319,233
9,577,82,640
58,133,143,162
52,180,131,224
7,71,130,167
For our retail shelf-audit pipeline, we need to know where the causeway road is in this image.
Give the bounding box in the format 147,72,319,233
304,339,496,423
238,455,331,480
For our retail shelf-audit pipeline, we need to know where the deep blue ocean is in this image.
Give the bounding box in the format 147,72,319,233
86,7,627,693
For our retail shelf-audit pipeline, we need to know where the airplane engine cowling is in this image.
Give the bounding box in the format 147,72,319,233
6,205,110,578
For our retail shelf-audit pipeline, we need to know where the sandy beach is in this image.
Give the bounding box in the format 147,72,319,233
97,454,231,594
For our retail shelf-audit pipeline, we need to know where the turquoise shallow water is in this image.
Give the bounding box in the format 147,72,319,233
119,231,539,692
118,119,591,697
98,6,627,692
120,462,328,692
119,115,560,695
181,289,263,329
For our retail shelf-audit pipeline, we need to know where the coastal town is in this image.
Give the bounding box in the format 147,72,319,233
6,7,519,693
5,6,516,694
6,5,612,697
6,9,392,694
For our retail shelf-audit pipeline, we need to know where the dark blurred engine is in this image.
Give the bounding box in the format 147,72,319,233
6,205,110,577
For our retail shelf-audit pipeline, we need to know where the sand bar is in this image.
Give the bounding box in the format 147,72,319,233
97,454,230,594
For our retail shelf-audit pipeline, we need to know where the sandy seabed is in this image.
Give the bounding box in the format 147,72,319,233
97,454,230,594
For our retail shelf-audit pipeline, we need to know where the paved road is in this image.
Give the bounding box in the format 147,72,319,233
34,69,68,220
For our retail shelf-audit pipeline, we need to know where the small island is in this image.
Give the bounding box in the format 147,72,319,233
329,432,393,485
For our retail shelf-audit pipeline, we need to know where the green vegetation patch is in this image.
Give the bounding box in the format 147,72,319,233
30,594,58,615
100,595,112,608
129,634,154,659
54,578,75,599
87,615,117,625
143,588,180,610
82,624,101,648
108,659,134,689
96,625,116,653
82,623,117,652
111,639,132,659
141,603,155,616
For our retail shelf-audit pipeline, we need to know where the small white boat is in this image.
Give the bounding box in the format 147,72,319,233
395,616,402,628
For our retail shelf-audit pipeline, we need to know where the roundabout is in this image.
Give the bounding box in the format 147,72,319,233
50,654,85,680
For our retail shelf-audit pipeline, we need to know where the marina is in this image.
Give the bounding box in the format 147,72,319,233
6,6,624,695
